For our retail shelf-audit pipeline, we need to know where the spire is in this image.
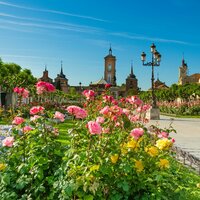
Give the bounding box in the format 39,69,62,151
45,65,47,71
128,61,136,79
182,53,185,66
109,44,112,55
60,60,63,75
131,61,133,75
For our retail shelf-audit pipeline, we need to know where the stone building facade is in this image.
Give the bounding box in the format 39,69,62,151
54,62,68,93
38,67,53,83
38,62,68,93
126,64,138,94
178,59,200,85
104,47,116,86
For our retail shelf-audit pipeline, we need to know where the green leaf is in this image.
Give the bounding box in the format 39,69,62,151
37,168,44,180
122,181,130,192
84,194,94,200
1,174,10,185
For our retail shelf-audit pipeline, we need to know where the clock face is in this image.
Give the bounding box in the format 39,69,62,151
108,64,112,72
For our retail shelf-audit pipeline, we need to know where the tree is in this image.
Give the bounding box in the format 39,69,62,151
0,59,37,92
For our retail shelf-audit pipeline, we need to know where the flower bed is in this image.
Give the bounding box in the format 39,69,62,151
0,82,200,199
158,100,200,116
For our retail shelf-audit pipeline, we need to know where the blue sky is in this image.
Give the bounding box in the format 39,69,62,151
0,0,200,90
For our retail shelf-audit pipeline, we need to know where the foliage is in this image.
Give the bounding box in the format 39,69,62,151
158,100,200,116
0,58,37,92
139,83,200,102
0,109,66,199
139,83,200,116
0,84,200,199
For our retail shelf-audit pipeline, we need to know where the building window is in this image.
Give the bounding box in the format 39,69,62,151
107,73,111,83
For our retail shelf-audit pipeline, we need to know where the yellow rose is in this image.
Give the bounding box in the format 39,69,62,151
127,140,137,149
90,165,100,172
0,163,6,171
120,143,128,155
121,148,128,155
145,146,159,157
156,139,173,150
126,139,140,150
135,160,144,173
110,154,119,164
158,159,170,169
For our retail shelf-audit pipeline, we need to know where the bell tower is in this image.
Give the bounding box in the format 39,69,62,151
178,58,188,85
104,46,116,86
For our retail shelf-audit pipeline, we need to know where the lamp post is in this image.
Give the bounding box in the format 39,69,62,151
141,43,161,119
79,82,82,103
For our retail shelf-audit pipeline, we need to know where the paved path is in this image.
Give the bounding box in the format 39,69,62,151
148,115,200,159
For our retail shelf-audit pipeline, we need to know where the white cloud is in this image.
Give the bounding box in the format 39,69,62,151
0,1,107,22
110,32,191,45
0,18,103,34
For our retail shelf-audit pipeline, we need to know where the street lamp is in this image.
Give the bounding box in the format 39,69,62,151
79,82,82,91
79,82,82,103
141,43,161,119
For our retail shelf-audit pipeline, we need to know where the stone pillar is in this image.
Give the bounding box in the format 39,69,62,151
146,108,160,120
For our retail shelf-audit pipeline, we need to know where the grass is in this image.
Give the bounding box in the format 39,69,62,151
0,118,10,125
161,112,200,118
55,120,75,144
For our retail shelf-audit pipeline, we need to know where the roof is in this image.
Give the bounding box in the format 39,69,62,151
189,73,200,79
90,77,108,85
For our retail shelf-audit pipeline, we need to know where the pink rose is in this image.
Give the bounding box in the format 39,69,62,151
87,121,102,135
22,89,29,98
30,106,45,115
36,81,46,87
102,127,110,134
54,111,65,122
46,82,55,92
13,87,29,98
103,95,114,103
75,108,87,119
115,122,121,127
12,116,25,125
53,128,59,136
142,104,151,112
158,131,169,138
2,137,14,147
66,106,87,119
36,81,55,94
100,106,110,115
82,90,95,100
129,115,139,122
110,105,123,116
130,128,144,140
171,138,175,143
105,83,112,89
112,115,117,121
127,96,143,106
30,115,41,121
22,126,33,133
122,108,130,116
96,116,105,124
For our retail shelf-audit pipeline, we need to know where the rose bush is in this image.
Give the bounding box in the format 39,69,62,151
0,82,200,199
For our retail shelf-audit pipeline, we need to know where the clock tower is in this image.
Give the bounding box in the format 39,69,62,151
104,47,116,86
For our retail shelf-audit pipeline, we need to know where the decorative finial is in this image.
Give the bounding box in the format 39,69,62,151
45,64,47,71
